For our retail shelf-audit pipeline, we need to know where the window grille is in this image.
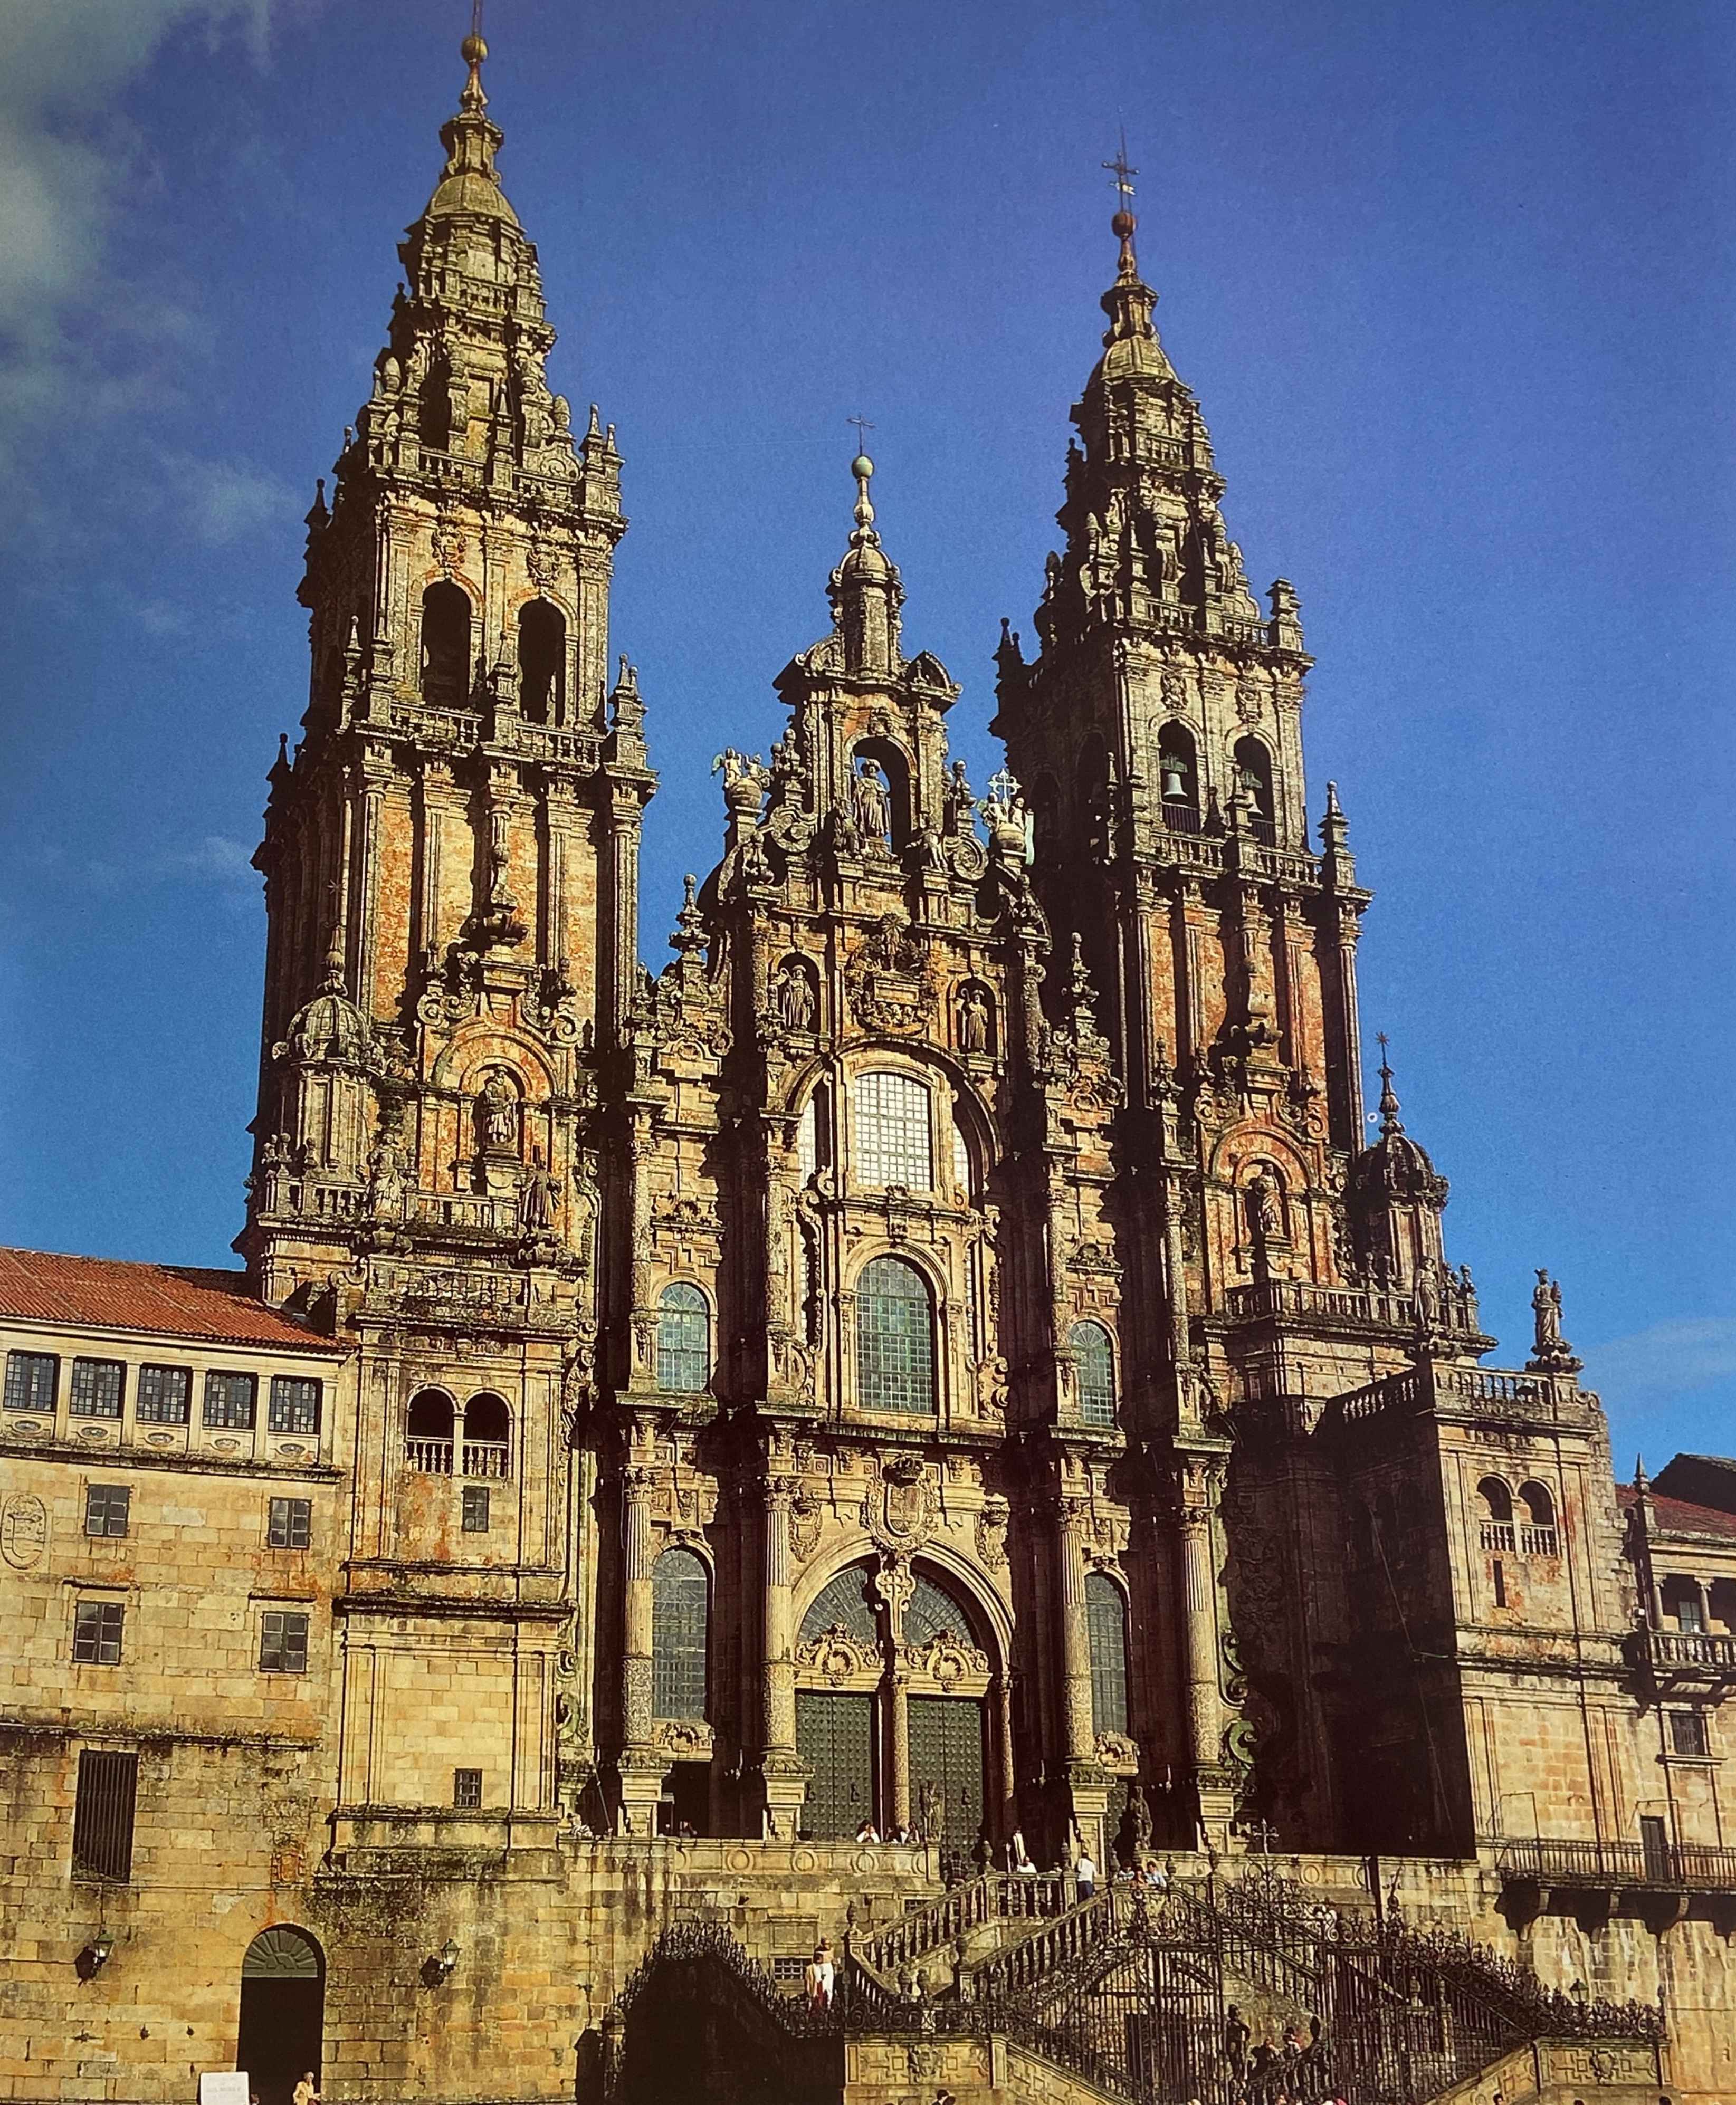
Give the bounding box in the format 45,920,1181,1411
203,1371,256,1430
657,1284,710,1393
70,1359,125,1419
72,1600,125,1664
72,1750,137,1881
259,1610,310,1673
268,1497,311,1550
4,1351,57,1412
1670,1710,1710,1758
268,1376,321,1434
84,1485,131,1538
856,1257,934,1413
462,1485,491,1533
652,1546,710,1719
137,1364,192,1424
453,1767,483,1809
1085,1572,1129,1737
799,1565,879,1647
853,1071,933,1190
1072,1322,1116,1427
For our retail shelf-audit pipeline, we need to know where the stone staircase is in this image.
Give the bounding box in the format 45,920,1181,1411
599,1867,1667,2105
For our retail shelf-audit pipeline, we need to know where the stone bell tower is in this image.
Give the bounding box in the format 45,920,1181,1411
237,29,652,1841
243,26,651,1313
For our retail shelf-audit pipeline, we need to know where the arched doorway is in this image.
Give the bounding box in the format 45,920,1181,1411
793,1559,998,1848
236,1925,323,2105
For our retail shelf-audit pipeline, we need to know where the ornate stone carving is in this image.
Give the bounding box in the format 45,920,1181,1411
845,915,934,1033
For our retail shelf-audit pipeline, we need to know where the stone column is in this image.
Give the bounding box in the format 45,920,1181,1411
751,1471,808,1838
603,788,642,1040
1172,1451,1235,1848
1057,1496,1112,1864
888,1667,911,1836
615,1461,664,1833
993,1672,1018,1842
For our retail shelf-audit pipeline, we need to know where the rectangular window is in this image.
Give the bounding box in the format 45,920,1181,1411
453,1767,483,1809
72,1749,138,1881
267,1497,312,1550
136,1364,192,1424
203,1371,256,1430
4,1351,58,1412
84,1485,131,1538
1669,1710,1710,1758
69,1359,125,1419
72,1600,125,1665
462,1485,490,1534
268,1375,321,1435
259,1610,310,1673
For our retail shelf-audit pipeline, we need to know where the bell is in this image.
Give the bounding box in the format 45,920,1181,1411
1161,761,1187,801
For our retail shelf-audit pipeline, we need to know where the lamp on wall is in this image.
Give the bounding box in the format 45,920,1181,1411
422,1938,461,1987
77,1932,114,1980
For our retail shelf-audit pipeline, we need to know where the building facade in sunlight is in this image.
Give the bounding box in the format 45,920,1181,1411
4,34,1734,2105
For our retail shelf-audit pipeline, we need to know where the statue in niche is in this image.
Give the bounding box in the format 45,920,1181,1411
1245,1173,1281,1267
521,1148,558,1233
775,959,816,1032
959,984,991,1055
851,757,891,844
479,1069,520,1154
1413,1253,1441,1335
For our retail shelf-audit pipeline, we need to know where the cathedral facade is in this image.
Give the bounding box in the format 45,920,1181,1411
5,34,1736,2105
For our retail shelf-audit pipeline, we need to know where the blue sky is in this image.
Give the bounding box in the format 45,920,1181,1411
0,0,1732,1470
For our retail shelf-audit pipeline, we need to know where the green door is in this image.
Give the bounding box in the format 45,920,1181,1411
797,1690,875,1838
907,1696,985,1846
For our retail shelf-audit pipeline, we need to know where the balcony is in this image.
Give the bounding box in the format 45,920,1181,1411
1328,1360,1587,1429
1500,1835,1736,1901
1229,1277,1425,1331
1630,1627,1736,1680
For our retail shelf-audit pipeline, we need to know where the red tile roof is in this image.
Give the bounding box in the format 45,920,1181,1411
0,1248,343,1353
1617,1481,1736,1541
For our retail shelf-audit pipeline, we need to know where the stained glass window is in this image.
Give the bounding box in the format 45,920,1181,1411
800,1564,879,1646
1073,1322,1116,1427
856,1256,934,1414
1085,1572,1129,1737
652,1546,709,1719
853,1071,933,1190
657,1283,710,1393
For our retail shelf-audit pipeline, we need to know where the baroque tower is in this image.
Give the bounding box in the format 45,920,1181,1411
241,32,645,1840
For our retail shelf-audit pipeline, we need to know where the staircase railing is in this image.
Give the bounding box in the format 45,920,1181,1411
857,1869,1071,1977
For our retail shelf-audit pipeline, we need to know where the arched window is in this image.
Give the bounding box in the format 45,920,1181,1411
856,1256,934,1414
1519,1481,1556,1528
1157,722,1198,809
1518,1480,1559,1555
1085,1572,1129,1738
406,1389,454,1474
462,1393,511,1479
1072,1321,1116,1428
905,1570,977,1649
657,1283,710,1394
420,582,471,707
652,1546,710,1719
517,599,565,724
800,1564,879,1647
853,1070,932,1190
1476,1476,1514,1553
1232,735,1275,827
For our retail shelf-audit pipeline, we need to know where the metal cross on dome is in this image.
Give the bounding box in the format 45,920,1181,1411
986,766,1020,811
847,413,874,452
1102,131,1138,212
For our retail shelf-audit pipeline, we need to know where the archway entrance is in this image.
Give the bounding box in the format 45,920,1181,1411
236,1926,323,2105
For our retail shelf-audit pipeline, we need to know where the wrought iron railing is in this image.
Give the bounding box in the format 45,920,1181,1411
1500,1833,1736,1893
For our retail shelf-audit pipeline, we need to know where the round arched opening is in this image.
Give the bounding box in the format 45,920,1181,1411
237,1925,324,2105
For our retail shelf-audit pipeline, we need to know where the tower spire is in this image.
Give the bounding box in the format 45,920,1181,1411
1102,129,1140,277
1375,1032,1405,1136
828,425,902,675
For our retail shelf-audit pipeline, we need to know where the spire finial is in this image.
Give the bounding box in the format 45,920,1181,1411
848,416,876,535
1375,1031,1404,1136
1102,129,1139,274
461,1,488,111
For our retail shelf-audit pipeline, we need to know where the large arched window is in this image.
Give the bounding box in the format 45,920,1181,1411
419,582,471,708
1072,1321,1116,1428
462,1392,510,1478
1085,1572,1129,1738
657,1283,710,1393
652,1546,710,1719
405,1388,454,1474
905,1570,977,1648
517,599,565,723
853,1070,932,1190
856,1256,934,1414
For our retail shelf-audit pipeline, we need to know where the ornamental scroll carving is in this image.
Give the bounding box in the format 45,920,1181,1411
794,1625,875,1686
845,916,935,1034
904,1633,990,1688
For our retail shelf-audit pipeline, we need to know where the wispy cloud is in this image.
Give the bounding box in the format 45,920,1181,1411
1585,1317,1736,1402
0,1,278,523
162,451,297,544
34,833,257,897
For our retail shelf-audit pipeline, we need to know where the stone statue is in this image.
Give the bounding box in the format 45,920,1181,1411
479,1069,520,1153
776,960,815,1032
1533,1268,1563,1352
1413,1253,1441,1335
959,984,990,1055
521,1149,557,1233
1245,1173,1280,1246
852,758,891,843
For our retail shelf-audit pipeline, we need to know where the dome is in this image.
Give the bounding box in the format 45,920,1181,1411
425,170,520,226
1350,1126,1447,1207
281,979,368,1065
837,536,892,583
